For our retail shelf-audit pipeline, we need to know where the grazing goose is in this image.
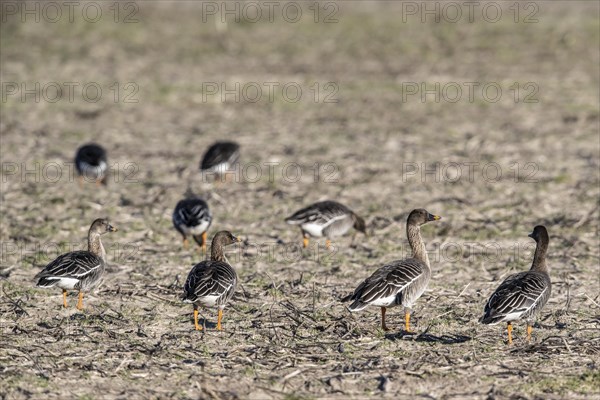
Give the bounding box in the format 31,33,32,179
35,219,117,310
75,143,108,185
481,225,551,344
342,209,441,332
172,193,213,253
182,231,240,331
285,200,367,249
199,141,240,182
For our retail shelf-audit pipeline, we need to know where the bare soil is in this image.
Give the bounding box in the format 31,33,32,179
1,1,599,399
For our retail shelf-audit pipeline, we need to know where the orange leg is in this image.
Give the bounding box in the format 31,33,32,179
62,289,68,308
76,291,84,310
405,310,412,333
194,307,202,331
381,307,389,331
326,239,331,250
183,238,189,250
201,232,207,254
216,309,224,331
303,237,309,248
507,322,513,345
526,324,533,342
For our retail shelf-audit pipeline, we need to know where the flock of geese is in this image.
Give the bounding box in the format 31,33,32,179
34,142,552,345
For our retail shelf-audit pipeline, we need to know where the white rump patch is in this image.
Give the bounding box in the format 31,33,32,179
181,221,210,235
502,311,525,322
197,295,220,307
209,163,231,174
301,223,325,237
367,294,398,308
44,277,79,290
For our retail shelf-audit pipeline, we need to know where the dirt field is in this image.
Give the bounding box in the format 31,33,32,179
1,1,599,399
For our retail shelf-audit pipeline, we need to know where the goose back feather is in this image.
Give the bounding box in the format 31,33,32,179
35,251,105,291
481,271,551,324
200,141,240,172
182,260,237,308
173,198,212,236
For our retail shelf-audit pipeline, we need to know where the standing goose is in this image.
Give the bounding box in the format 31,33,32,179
75,143,108,185
481,225,551,344
35,219,117,310
285,200,367,249
199,141,240,182
172,193,213,253
343,209,441,332
182,231,240,331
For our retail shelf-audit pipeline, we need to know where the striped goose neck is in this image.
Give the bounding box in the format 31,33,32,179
531,236,549,273
407,223,430,267
210,241,227,263
88,232,106,262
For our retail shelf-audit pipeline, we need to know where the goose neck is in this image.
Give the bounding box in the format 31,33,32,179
211,241,227,263
88,232,106,262
531,237,549,273
407,223,430,267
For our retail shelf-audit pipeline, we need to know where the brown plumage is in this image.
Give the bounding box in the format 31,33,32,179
343,209,441,332
182,231,241,331
285,200,367,249
481,225,552,344
35,219,117,310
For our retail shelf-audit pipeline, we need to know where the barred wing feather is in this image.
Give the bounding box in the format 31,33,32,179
347,258,426,310
35,251,102,286
481,271,550,324
183,260,237,305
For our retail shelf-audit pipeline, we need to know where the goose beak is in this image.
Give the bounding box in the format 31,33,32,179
232,235,242,243
428,214,442,221
528,232,534,238
107,224,118,232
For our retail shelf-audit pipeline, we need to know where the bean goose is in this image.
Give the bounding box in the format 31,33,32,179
343,209,441,332
35,219,117,310
182,231,240,331
75,143,108,185
285,200,367,249
481,225,552,344
199,141,240,182
173,193,213,253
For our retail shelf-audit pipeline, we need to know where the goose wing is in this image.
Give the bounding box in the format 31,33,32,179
481,271,550,324
35,251,103,286
76,144,107,166
182,260,237,304
200,142,240,170
285,201,351,225
174,199,212,228
345,258,426,310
